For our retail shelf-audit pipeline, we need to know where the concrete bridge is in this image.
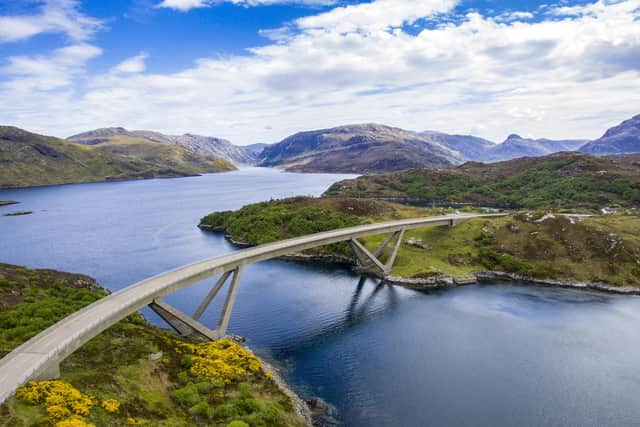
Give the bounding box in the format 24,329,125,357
0,212,505,404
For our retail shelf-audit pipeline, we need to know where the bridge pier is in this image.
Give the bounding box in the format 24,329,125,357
149,268,242,341
350,229,405,276
32,362,60,381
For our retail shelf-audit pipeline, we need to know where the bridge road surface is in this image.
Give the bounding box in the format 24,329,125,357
0,213,506,404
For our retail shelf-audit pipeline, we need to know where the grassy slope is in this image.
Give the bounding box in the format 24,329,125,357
325,152,640,210
0,126,235,188
82,135,236,176
0,263,305,427
200,197,640,287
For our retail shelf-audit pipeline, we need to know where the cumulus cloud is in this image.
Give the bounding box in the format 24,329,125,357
111,53,149,74
156,0,336,12
2,44,102,91
1,0,639,143
295,0,458,32
0,0,102,43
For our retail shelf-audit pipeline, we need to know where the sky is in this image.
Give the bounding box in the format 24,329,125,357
0,0,638,145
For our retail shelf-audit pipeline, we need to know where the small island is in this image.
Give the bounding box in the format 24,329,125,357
199,196,640,291
3,210,32,217
0,200,17,207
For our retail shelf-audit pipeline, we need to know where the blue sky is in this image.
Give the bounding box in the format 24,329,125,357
0,0,638,144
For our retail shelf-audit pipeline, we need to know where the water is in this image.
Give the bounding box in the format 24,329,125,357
1,168,640,427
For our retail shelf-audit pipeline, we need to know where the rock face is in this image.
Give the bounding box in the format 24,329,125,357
580,114,640,155
258,123,463,173
68,128,258,166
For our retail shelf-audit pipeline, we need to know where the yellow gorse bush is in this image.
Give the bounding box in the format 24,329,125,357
101,398,120,413
17,380,95,425
177,339,261,384
55,415,96,427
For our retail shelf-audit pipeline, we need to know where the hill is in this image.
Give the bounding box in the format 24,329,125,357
0,126,234,188
0,263,308,426
258,124,462,173
580,114,640,155
68,127,258,165
324,152,640,209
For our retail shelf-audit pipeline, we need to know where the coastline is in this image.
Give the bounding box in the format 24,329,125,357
202,225,639,296
246,347,313,427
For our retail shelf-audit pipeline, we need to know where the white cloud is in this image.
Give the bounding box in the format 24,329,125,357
0,0,102,43
111,53,149,74
2,43,102,91
156,0,336,12
295,0,457,32
1,0,639,144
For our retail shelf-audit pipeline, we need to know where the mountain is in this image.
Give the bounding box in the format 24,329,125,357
68,127,258,165
478,134,587,162
325,152,640,209
0,126,235,188
419,131,496,161
580,114,640,155
258,124,463,173
243,143,269,157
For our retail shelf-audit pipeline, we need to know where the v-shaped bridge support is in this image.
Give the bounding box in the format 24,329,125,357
349,229,405,276
149,267,241,341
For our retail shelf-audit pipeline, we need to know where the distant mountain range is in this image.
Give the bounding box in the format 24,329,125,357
257,114,639,173
258,123,463,173
0,126,235,188
2,113,638,187
67,127,258,166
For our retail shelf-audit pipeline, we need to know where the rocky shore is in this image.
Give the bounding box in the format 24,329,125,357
242,345,313,427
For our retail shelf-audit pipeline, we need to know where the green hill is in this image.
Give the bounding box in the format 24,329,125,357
0,126,235,188
325,152,640,210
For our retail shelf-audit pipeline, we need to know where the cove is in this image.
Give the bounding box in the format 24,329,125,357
1,168,639,427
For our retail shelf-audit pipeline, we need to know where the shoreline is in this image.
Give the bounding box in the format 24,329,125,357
201,225,639,296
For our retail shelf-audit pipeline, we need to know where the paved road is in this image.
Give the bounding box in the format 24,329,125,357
0,212,505,403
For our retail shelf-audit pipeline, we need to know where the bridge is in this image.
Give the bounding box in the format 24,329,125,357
0,212,505,404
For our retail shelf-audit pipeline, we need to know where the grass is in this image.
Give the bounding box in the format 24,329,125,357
0,263,307,426
365,214,640,286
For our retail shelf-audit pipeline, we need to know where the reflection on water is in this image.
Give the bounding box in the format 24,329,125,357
2,169,640,427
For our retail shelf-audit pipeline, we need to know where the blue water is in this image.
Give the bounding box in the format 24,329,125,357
2,168,640,427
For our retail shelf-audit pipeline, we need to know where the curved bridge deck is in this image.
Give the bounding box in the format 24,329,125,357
0,212,505,403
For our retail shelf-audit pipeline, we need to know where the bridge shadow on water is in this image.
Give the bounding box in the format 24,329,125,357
268,276,400,357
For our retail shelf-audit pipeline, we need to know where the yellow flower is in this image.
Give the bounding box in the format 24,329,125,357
176,339,262,384
55,415,96,427
16,380,95,421
101,399,120,414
